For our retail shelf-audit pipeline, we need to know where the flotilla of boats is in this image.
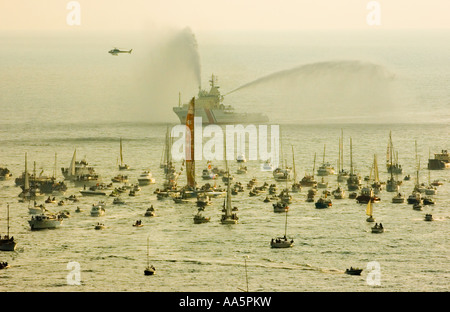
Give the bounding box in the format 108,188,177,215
0,116,446,277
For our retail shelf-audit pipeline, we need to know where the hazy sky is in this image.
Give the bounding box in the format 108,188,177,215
1,0,449,32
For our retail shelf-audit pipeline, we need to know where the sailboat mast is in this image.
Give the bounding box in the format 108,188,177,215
291,145,297,183
313,153,316,178
350,138,353,175
284,210,288,237
7,204,10,237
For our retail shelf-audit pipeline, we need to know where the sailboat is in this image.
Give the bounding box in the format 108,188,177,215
220,170,238,224
317,144,335,176
386,131,403,174
179,97,198,199
371,154,383,194
300,153,317,187
337,129,349,182
18,153,45,201
366,200,375,223
118,138,130,170
144,236,156,275
0,204,17,251
270,210,294,248
347,138,361,191
291,146,301,192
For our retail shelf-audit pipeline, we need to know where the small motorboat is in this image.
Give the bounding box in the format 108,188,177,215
371,223,384,233
144,206,156,217
424,214,433,222
345,267,363,275
133,220,144,227
315,196,332,209
193,211,210,224
94,223,105,230
413,203,423,211
273,201,289,213
0,261,10,270
422,197,435,205
270,236,294,248
144,265,156,276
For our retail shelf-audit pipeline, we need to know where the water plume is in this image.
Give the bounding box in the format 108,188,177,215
226,60,405,123
133,27,202,122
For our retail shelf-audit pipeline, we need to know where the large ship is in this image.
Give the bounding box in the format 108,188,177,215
428,150,450,170
173,74,269,125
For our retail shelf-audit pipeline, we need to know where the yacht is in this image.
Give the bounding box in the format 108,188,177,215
90,202,106,217
392,193,405,203
29,214,63,230
137,171,156,186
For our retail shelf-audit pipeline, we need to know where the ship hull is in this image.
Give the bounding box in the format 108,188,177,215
173,107,269,125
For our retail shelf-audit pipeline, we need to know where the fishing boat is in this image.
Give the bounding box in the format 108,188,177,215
407,191,422,205
261,160,274,171
236,152,246,163
144,205,155,217
273,201,289,213
144,236,156,275
300,153,318,187
270,211,294,248
202,168,217,180
112,197,125,205
332,185,345,199
0,204,17,251
29,214,63,230
371,223,384,233
79,184,109,196
317,177,328,188
94,223,105,230
173,74,269,125
366,200,375,223
345,267,363,275
90,201,106,217
427,149,450,170
0,262,10,270
315,196,332,209
221,171,239,224
356,187,380,204
133,220,144,227
111,174,128,183
0,167,12,181
196,194,211,207
422,197,435,205
392,192,405,203
61,149,101,186
137,171,156,185
118,138,130,170
193,209,210,224
317,144,335,176
273,167,291,181
237,164,248,174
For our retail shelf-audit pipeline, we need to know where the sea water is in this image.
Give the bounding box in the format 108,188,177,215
0,30,448,292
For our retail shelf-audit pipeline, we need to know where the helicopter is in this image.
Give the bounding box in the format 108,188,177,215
108,48,132,56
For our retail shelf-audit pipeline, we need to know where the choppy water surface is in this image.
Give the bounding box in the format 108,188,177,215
0,122,448,292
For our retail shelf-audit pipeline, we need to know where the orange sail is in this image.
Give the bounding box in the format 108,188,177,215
185,97,196,189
